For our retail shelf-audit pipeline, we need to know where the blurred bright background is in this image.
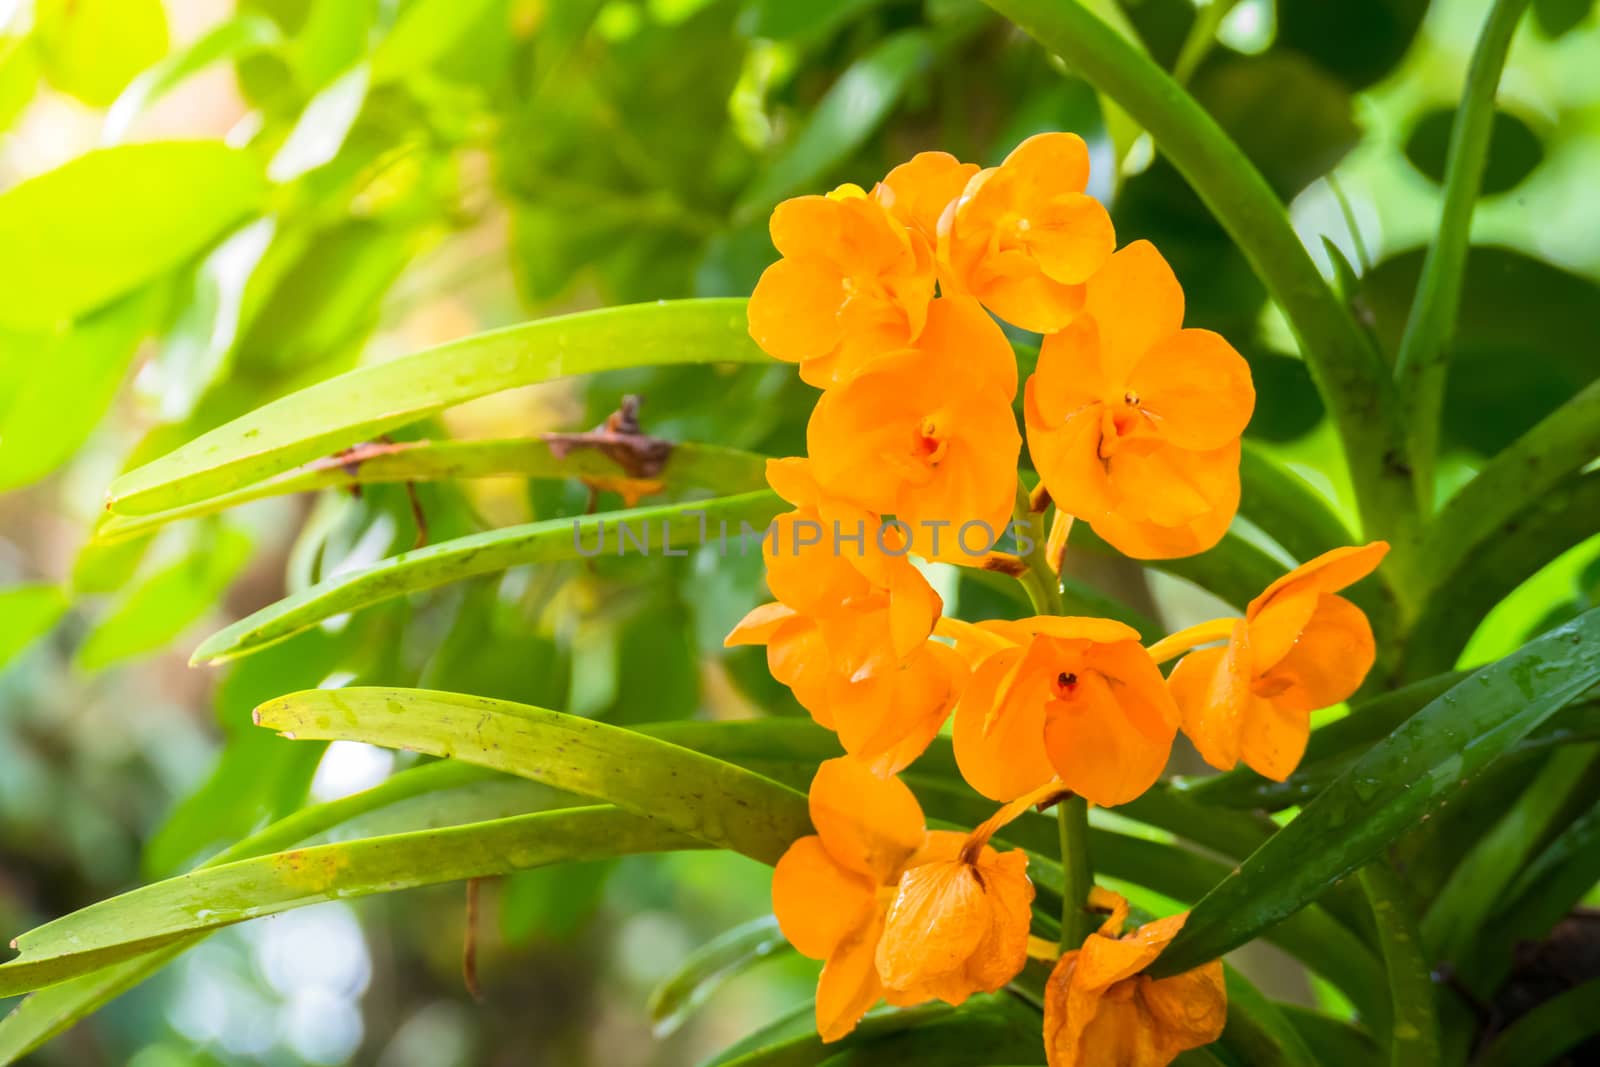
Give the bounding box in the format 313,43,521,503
1,0,1597,1063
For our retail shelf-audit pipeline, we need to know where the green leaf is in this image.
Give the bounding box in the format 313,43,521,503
0,142,266,331
1420,742,1600,965
1280,1006,1380,1064
1359,862,1440,1067
0,35,39,132
0,805,695,996
1238,442,1355,564
75,524,253,672
1220,965,1321,1067
735,31,934,217
1422,379,1600,597
1174,672,1466,810
1406,472,1600,678
1276,0,1429,90
253,686,812,863
1533,0,1596,36
106,298,763,514
0,584,67,671
649,915,788,1037
103,14,285,143
266,62,370,182
288,0,375,90
143,218,277,422
94,438,768,545
34,0,167,107
738,0,882,43
1474,977,1600,1067
716,999,1044,1067
1404,106,1544,196
370,0,499,83
191,490,781,663
701,1001,817,1066
1151,607,1600,977
0,290,158,493
1363,247,1599,459
1480,794,1600,991
1192,51,1359,201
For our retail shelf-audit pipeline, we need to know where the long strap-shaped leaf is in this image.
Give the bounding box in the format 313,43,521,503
1360,862,1440,1067
715,998,1045,1067
191,490,782,664
1421,379,1600,595
95,438,769,545
1473,977,1600,1067
106,298,763,515
1405,472,1600,677
1151,607,1600,977
0,806,692,997
253,687,812,863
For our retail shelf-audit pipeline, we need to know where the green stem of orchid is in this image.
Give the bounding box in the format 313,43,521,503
1013,481,1064,617
1010,481,1092,947
1059,796,1094,951
1393,0,1534,512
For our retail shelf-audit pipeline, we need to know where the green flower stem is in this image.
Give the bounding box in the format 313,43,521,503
1011,482,1093,948
981,0,1422,607
1058,796,1095,950
1014,481,1064,617
1172,0,1241,86
1393,0,1534,509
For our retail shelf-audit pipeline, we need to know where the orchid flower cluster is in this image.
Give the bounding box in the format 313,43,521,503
726,134,1388,1066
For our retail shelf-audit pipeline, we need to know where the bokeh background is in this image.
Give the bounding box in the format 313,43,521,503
1,0,1598,1063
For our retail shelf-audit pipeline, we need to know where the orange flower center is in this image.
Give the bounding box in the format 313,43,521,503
915,415,949,467
1053,670,1079,698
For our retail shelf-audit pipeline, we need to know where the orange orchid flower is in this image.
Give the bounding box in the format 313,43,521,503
1167,542,1390,780
1024,240,1255,560
1044,889,1226,1067
762,457,942,659
806,295,1021,562
938,132,1116,332
772,759,1042,1040
726,600,967,776
748,188,935,388
875,150,979,251
949,617,1179,807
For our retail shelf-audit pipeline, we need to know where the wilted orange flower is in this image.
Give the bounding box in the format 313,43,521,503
1024,240,1255,560
807,295,1020,561
950,617,1178,807
772,758,924,1041
773,759,1040,1040
877,829,1035,1007
1167,542,1390,780
726,600,967,775
876,151,979,250
748,188,935,388
938,132,1116,332
762,456,941,659
1044,889,1226,1067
